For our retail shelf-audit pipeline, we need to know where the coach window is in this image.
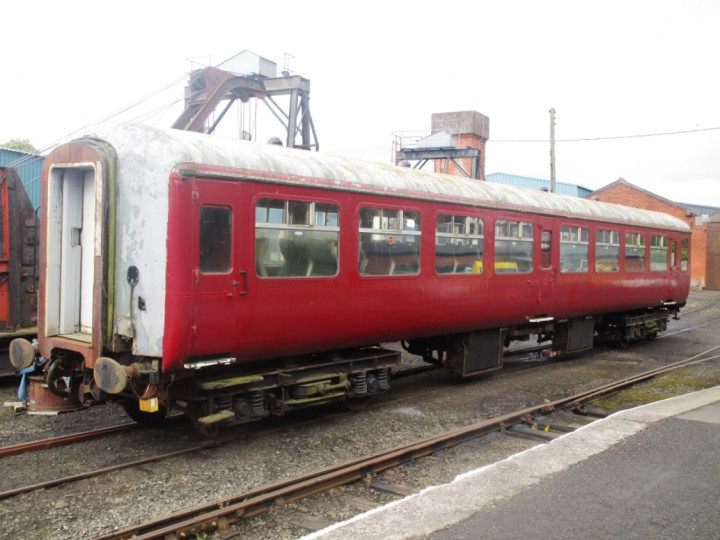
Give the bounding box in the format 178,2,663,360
540,231,552,269
595,229,620,272
625,232,646,272
435,215,484,274
255,198,339,278
359,207,421,276
681,238,689,271
494,220,533,273
199,206,232,273
651,235,669,271
670,241,677,267
559,226,589,273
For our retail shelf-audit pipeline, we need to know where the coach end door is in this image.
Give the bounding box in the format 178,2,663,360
535,220,557,316
45,167,98,341
189,178,247,358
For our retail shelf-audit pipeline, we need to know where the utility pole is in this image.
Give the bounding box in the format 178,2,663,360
549,108,556,193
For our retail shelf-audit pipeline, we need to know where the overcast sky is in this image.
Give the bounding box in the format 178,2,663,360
2,0,719,207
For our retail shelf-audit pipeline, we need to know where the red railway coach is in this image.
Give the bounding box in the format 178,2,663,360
10,123,690,437
0,166,38,377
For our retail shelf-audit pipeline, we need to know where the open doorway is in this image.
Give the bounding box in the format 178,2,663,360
45,166,96,341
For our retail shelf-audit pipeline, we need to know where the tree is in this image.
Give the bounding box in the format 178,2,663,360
1,138,39,154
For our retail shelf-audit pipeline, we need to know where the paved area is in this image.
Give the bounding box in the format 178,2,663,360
303,386,720,540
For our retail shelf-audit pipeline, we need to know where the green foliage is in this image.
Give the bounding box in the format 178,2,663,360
594,370,720,410
1,138,39,154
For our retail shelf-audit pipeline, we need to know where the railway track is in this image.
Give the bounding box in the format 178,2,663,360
3,314,710,458
0,353,553,501
1,330,715,505
0,341,555,458
93,347,720,540
0,423,135,459
0,442,219,501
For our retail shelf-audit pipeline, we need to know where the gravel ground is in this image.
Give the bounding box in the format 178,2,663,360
1,289,719,539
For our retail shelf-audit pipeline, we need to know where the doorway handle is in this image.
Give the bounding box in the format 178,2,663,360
233,271,248,296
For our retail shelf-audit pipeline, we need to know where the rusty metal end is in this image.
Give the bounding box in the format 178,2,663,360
27,376,82,413
9,338,36,370
93,357,129,394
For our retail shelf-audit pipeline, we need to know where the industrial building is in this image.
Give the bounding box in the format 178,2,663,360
0,147,42,209
588,178,720,290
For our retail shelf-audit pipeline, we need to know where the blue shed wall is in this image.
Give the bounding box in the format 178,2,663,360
486,172,592,198
0,149,43,209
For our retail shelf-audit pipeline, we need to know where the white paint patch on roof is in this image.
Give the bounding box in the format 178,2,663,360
86,122,690,233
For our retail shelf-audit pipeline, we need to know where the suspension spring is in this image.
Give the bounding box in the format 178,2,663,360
376,368,389,391
350,372,367,395
248,390,265,416
213,395,232,412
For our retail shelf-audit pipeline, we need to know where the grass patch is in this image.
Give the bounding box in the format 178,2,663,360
593,369,720,411
59,460,84,471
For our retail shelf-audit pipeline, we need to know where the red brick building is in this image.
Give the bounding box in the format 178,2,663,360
587,178,719,290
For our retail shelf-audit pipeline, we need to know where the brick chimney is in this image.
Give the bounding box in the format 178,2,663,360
431,111,490,179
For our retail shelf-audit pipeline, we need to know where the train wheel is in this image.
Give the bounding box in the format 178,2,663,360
344,396,371,411
122,400,168,427
646,332,658,341
194,420,245,441
195,421,220,440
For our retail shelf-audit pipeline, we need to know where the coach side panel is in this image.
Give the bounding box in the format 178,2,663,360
161,176,690,372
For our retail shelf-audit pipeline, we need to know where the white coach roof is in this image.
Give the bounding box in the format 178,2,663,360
88,122,690,233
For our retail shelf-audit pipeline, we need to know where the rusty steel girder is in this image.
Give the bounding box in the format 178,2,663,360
172,66,267,133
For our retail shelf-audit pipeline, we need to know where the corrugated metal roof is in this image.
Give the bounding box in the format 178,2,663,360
682,203,720,216
0,148,43,209
486,172,593,198
86,122,691,233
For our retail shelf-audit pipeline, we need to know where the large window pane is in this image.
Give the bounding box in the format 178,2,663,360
650,235,668,272
596,229,619,272
494,220,533,273
625,232,646,272
560,226,589,273
435,214,484,274
256,199,339,278
359,207,421,276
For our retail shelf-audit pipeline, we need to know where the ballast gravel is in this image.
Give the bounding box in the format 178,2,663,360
0,289,718,540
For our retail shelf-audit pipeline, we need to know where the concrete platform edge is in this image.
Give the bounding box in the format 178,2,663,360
302,386,720,540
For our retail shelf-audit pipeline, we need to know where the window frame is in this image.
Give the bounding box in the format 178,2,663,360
650,234,669,272
255,197,340,279
595,228,620,273
494,219,534,274
358,206,422,276
199,205,233,274
435,213,484,275
625,231,647,272
559,224,590,274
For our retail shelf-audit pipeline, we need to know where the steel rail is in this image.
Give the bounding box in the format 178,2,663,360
566,347,720,408
0,346,577,498
5,322,704,460
0,423,136,458
0,442,219,501
94,348,720,540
